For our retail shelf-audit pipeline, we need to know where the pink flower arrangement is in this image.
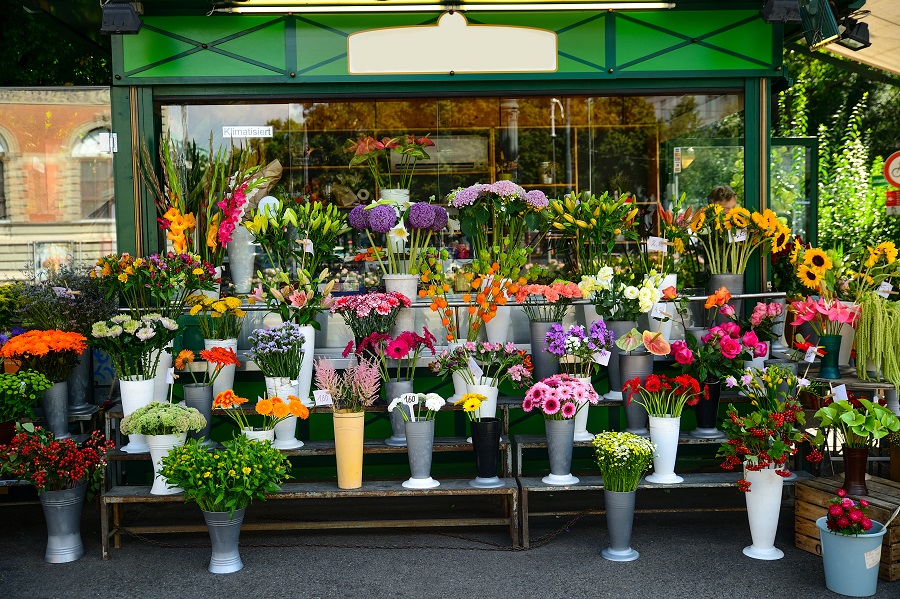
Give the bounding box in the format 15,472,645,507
523,374,599,420
516,282,584,323
216,182,250,247
790,297,860,337
330,292,412,338
671,323,756,383
825,488,873,534
313,357,380,412
455,341,534,389
350,328,436,382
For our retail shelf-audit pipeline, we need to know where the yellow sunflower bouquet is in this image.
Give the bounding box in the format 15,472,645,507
187,295,248,340
794,242,899,304
689,205,790,274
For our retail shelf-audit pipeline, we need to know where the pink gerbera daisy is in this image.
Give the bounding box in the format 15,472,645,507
386,339,411,359
560,401,577,418
543,397,560,415
522,397,534,412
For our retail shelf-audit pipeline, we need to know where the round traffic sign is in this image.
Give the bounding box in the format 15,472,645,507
884,150,900,188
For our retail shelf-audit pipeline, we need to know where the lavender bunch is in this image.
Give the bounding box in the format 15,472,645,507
246,322,305,378
544,322,615,378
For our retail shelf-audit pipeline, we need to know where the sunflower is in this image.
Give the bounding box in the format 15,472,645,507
864,247,880,268
797,265,822,291
770,225,790,253
877,241,898,264
689,210,706,233
789,242,801,265
802,248,832,274
726,207,752,230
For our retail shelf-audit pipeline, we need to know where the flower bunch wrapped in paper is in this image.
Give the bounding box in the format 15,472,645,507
548,191,639,277
330,292,411,338
522,374,599,420
542,322,615,378
448,181,549,283
689,205,790,274
578,267,661,321
515,281,582,323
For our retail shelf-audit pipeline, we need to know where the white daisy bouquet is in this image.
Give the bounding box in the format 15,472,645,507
591,431,656,492
388,392,447,422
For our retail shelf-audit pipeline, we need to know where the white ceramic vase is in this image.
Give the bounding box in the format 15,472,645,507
205,338,238,399
151,341,174,404
383,274,419,337
742,464,785,560
119,377,154,453
644,415,683,484
146,433,186,495
243,428,275,443
296,324,316,408
573,375,594,441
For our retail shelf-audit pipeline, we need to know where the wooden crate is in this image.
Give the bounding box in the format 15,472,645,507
795,474,900,581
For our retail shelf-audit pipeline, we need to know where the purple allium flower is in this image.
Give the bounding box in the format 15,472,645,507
406,202,436,230
348,205,369,230
430,206,449,232
525,189,549,209
368,205,398,233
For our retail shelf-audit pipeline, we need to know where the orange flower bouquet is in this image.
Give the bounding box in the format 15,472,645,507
175,347,241,387
0,330,87,383
214,390,309,432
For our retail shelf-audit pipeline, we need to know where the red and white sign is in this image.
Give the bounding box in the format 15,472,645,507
888,190,900,217
884,150,900,188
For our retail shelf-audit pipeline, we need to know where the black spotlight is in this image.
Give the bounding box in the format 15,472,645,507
837,18,871,51
760,0,802,24
100,1,143,35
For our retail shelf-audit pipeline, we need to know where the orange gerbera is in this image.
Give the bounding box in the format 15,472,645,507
174,349,194,370
256,398,274,416
213,389,248,409
271,398,289,419
287,396,310,419
199,346,240,369
704,286,732,309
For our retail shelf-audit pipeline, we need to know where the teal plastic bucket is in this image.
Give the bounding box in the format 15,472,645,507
816,516,887,597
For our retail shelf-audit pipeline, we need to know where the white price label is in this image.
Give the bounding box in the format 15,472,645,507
652,303,670,320
593,349,611,366
166,367,175,384
467,357,484,379
301,239,314,255
647,236,668,254
729,229,748,243
401,393,419,406
877,282,893,298
313,389,333,406
832,384,849,402
864,547,882,569
804,347,818,363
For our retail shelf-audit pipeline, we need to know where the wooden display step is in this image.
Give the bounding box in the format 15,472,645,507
795,474,900,581
101,478,519,559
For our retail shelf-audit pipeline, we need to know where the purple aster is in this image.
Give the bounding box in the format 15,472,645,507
525,189,549,208
406,202,436,230
348,205,370,230
368,205,398,233
430,206,449,232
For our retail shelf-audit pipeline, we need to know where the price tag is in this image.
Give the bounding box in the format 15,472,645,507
877,282,893,298
467,357,484,379
166,368,175,384
652,303,670,320
313,389,333,406
593,349,611,366
804,347,818,363
647,236,668,254
865,547,882,569
832,384,849,402
301,239,314,255
401,393,419,406
729,229,748,243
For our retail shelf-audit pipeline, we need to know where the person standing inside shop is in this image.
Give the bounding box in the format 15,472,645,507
707,185,738,210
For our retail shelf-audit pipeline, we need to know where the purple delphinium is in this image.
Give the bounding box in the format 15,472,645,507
367,205,398,233
348,205,369,230
430,206,449,232
406,202,436,230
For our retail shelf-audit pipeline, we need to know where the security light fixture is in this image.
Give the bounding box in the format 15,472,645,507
100,0,143,35
760,0,801,25
217,2,676,14
836,18,871,51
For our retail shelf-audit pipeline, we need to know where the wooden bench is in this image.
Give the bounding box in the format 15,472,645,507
100,478,519,559
518,471,813,548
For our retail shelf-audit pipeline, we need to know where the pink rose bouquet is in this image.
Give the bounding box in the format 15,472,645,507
522,374,599,420
330,291,412,338
671,322,756,383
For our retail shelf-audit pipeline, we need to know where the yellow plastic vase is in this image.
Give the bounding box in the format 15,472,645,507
333,411,365,489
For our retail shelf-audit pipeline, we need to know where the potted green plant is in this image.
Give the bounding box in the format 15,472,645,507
0,370,53,444
120,401,206,495
0,423,113,563
592,431,656,561
160,435,291,573
814,394,900,496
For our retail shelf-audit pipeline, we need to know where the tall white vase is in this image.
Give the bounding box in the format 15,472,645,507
146,433,186,495
573,375,594,441
383,274,419,337
644,415,683,484
227,226,256,294
296,324,316,408
446,341,469,404
119,377,154,453
465,379,500,443
205,338,238,399
742,464,785,560
273,380,303,449
484,306,512,344
152,341,174,403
